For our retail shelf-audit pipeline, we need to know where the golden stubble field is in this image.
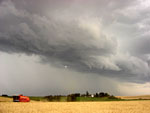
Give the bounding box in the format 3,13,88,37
117,95,150,100
1,100,150,113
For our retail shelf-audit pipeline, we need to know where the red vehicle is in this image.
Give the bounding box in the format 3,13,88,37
13,94,30,102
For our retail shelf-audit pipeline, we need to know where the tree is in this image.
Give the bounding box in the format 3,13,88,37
86,91,89,97
95,93,98,97
99,92,105,97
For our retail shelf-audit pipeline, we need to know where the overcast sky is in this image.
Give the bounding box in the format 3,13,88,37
0,0,150,96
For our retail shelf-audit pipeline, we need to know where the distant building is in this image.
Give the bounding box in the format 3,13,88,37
91,94,94,98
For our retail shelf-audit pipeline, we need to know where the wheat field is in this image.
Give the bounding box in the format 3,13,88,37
0,97,12,102
117,95,150,100
0,100,150,113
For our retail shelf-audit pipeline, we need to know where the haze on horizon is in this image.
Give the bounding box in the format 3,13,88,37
0,0,150,96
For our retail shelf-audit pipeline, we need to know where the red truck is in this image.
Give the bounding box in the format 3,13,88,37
13,94,30,102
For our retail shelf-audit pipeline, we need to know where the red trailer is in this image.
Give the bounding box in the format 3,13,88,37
13,94,30,102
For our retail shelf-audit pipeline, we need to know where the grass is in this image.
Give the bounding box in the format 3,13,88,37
1,96,149,102
29,96,68,102
29,96,150,102
76,97,122,101
29,96,45,101
29,96,121,102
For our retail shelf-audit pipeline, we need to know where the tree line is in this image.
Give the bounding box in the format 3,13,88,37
44,91,118,102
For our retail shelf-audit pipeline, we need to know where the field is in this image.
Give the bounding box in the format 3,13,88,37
0,97,150,113
117,95,150,100
30,96,120,102
0,97,12,102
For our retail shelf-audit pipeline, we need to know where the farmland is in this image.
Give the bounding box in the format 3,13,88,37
117,95,150,100
29,96,120,102
0,96,150,113
0,96,12,102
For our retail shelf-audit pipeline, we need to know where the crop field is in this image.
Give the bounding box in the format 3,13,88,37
117,95,150,100
0,97,12,102
0,98,150,113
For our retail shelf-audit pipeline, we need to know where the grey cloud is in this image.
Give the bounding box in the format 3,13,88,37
0,52,122,96
131,36,150,55
0,0,150,83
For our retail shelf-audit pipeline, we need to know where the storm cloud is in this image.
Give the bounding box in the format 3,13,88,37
0,0,150,95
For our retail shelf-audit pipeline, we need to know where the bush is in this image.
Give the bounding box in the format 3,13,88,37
45,95,61,101
108,95,118,99
67,94,78,102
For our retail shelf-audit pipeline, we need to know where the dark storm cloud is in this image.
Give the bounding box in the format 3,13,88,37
132,37,150,55
0,0,150,83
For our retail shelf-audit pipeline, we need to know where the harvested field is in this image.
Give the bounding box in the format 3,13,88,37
117,95,150,100
0,97,12,102
0,101,150,113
